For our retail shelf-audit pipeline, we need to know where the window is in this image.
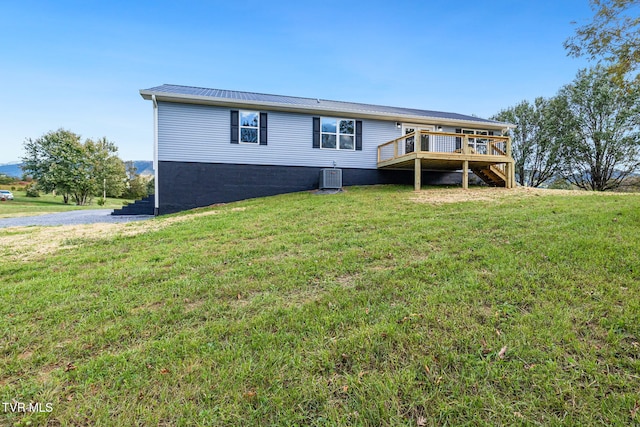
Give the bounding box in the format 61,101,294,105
231,110,267,145
462,129,489,154
321,118,355,150
402,124,435,153
240,111,259,143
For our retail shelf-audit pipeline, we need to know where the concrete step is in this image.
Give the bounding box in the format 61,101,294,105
111,195,155,216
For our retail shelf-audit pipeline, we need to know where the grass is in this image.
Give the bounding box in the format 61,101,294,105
0,194,132,218
1,185,639,426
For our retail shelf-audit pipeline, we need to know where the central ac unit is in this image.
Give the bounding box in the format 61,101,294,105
320,168,342,189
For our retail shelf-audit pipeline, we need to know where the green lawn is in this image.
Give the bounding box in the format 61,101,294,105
0,194,132,218
1,186,639,426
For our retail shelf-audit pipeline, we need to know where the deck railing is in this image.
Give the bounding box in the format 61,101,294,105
377,130,511,163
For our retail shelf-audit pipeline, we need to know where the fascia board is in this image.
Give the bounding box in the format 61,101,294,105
139,90,516,130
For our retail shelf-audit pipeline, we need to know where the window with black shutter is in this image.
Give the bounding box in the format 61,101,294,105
315,117,360,150
231,110,267,145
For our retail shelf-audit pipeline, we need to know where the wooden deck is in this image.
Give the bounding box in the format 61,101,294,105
377,130,515,189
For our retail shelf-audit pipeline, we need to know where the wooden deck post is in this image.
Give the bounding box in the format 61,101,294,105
462,160,469,189
504,162,511,188
510,163,515,188
414,157,421,191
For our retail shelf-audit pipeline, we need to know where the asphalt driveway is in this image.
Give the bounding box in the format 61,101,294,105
0,210,153,228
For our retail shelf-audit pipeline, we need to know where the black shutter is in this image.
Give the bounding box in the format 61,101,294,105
455,128,461,150
230,110,239,144
313,117,320,148
259,112,267,145
355,120,363,151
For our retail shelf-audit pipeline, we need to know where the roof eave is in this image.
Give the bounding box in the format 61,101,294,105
139,90,515,130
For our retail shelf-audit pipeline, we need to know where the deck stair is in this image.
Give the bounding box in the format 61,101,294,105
472,165,507,187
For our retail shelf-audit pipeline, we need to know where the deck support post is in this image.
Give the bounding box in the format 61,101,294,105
504,163,510,188
506,137,514,189
462,160,469,189
414,157,421,191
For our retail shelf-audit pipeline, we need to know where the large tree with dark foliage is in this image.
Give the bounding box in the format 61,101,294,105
491,98,564,187
555,67,640,190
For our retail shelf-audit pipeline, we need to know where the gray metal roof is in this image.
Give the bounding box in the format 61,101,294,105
141,84,511,128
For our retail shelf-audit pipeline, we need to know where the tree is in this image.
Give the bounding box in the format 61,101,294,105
564,0,640,85
22,129,84,204
122,161,149,199
555,67,640,190
146,177,155,196
0,174,14,185
491,98,563,187
22,129,128,205
85,137,126,198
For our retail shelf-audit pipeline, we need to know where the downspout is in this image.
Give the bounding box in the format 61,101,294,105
152,95,159,216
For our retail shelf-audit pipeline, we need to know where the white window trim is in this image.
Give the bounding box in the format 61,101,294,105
320,117,356,151
401,124,435,154
462,128,490,153
239,110,260,144
402,124,435,134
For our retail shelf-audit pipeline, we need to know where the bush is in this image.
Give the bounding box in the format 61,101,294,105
96,197,106,206
25,184,40,197
123,176,149,200
0,174,14,185
146,177,155,196
548,178,574,190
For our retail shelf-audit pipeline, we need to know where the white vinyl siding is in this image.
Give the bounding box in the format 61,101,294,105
157,102,400,169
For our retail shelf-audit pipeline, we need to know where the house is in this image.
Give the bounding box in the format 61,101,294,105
137,84,515,215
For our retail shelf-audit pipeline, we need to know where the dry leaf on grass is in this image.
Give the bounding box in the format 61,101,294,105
498,346,508,359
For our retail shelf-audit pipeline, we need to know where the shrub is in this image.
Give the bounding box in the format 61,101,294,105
96,197,106,206
25,184,40,197
146,177,155,196
548,178,574,190
0,174,14,184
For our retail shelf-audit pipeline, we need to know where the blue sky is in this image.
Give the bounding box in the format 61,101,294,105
1,0,593,162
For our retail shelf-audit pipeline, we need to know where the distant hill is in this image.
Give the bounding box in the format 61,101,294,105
0,161,154,178
130,161,154,176
0,163,23,178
